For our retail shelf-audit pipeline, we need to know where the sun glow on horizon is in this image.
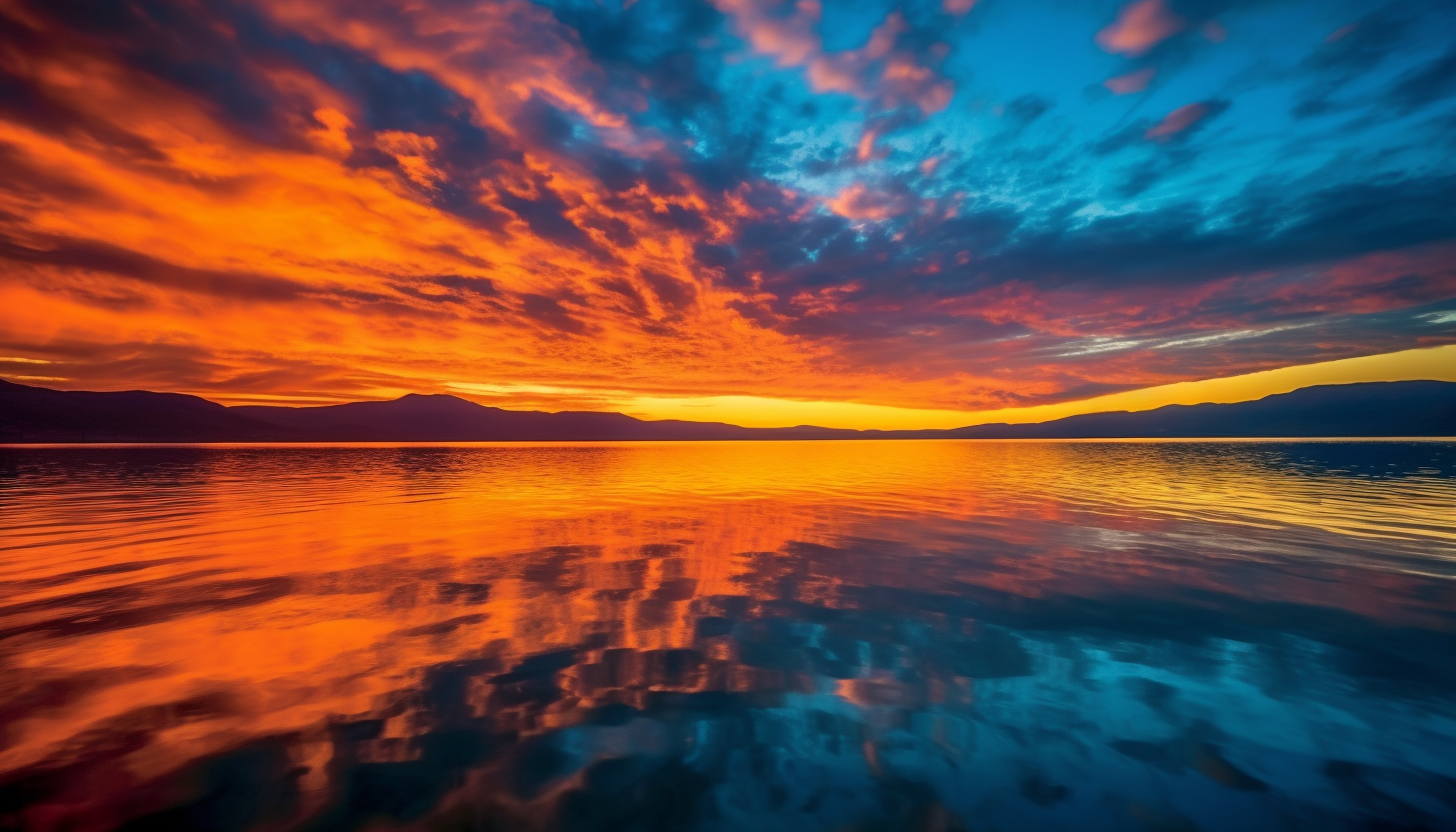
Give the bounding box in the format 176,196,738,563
6,344,1452,431
614,345,1456,430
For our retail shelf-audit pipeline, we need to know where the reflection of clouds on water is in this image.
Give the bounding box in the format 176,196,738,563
1,443,1455,830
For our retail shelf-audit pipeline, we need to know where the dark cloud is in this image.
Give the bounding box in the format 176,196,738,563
962,170,1456,290
1292,6,1412,119
640,270,698,311
1003,94,1052,127
519,293,588,335
597,277,651,318
1387,46,1456,115
696,157,1456,378
0,63,167,164
553,0,725,119
514,96,578,151
391,275,503,306
0,141,113,207
495,180,605,258
692,242,738,270
432,275,499,297
17,0,309,149
0,234,307,303
0,339,281,393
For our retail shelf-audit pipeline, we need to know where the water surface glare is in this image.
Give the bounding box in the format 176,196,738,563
2,440,1455,831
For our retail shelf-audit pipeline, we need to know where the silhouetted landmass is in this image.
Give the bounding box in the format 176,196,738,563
2,377,1452,443
0,379,294,443
0,380,852,442
232,395,853,441
943,381,1456,438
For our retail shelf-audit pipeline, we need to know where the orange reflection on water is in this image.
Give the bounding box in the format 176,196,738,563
1,440,1454,831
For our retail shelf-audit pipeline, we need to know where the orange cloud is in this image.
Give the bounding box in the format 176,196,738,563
825,182,918,220
375,131,444,187
715,0,953,114
0,0,848,409
1096,0,1185,57
1145,102,1210,139
1105,66,1156,94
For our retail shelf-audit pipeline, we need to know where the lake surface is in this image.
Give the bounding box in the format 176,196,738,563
2,440,1455,832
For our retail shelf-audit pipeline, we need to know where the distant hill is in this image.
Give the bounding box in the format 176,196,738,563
0,379,295,443
232,394,854,442
1,378,1452,443
944,381,1456,439
0,379,853,443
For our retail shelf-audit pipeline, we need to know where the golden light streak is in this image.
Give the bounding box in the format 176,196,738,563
622,394,980,429
617,344,1456,429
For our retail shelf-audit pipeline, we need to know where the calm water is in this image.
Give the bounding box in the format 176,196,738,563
2,441,1455,832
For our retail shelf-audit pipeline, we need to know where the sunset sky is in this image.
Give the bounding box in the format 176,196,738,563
1,0,1454,428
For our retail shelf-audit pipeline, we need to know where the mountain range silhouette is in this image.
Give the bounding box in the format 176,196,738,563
2,378,1452,442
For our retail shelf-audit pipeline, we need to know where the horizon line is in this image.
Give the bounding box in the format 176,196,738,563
5,344,1455,432
6,437,1456,450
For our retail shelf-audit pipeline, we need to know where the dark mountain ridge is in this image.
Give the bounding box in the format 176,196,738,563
230,394,855,442
0,380,292,443
1,377,1452,443
946,380,1456,439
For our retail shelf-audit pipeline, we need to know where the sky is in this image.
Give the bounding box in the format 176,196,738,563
1,0,1454,428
